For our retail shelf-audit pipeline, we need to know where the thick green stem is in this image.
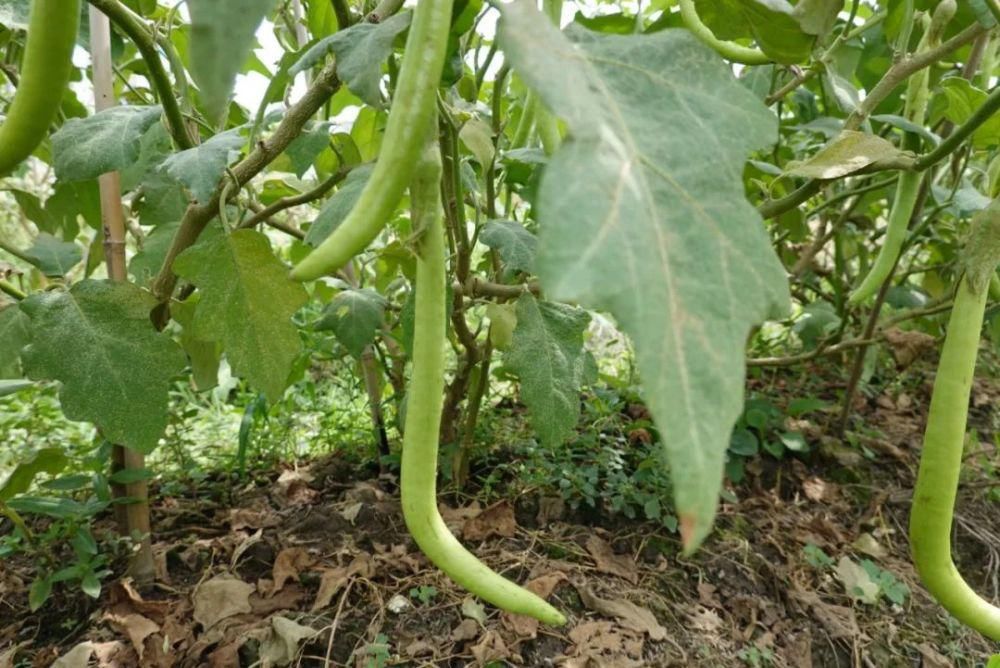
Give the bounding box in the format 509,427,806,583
400,136,566,626
0,0,81,175
677,0,769,65
289,0,455,281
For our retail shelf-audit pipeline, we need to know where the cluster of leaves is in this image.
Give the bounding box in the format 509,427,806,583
0,0,999,598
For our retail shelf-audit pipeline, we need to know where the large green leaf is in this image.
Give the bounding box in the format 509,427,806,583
188,0,278,120
304,164,374,246
130,220,181,286
0,448,68,503
0,304,30,378
161,128,245,204
499,3,789,549
51,106,163,181
694,0,814,64
22,233,82,277
19,280,186,453
292,11,411,108
939,78,1000,148
171,296,221,391
315,288,386,358
479,220,537,274
506,294,590,448
173,229,308,401
44,180,102,237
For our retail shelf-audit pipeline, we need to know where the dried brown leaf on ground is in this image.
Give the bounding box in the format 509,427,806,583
561,620,645,668
918,643,954,668
883,327,935,367
251,583,307,615
272,547,317,593
502,571,567,638
791,588,864,641
452,618,481,642
193,575,255,630
228,504,281,530
577,586,666,640
585,535,638,584
462,500,517,541
275,469,318,506
258,616,319,667
311,552,376,611
103,613,159,661
471,629,510,665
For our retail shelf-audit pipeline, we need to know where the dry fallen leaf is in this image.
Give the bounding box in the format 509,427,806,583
451,618,480,642
462,500,517,541
310,553,375,611
585,535,638,584
193,575,255,630
791,588,864,641
275,469,318,506
104,613,160,660
272,547,317,594
577,586,666,640
471,630,510,664
834,556,879,604
258,616,318,667
562,620,644,668
502,572,567,638
918,643,953,668
883,327,935,368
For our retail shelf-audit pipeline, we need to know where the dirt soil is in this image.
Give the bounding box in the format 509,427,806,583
1,366,1000,667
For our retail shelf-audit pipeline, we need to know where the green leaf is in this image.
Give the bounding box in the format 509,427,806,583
792,0,843,36
44,180,102,237
19,280,186,453
785,131,908,179
506,293,590,448
171,296,222,391
11,190,55,233
315,288,386,358
479,220,537,274
485,302,517,350
499,2,789,549
285,123,332,178
137,173,190,227
28,576,52,612
939,78,1000,148
0,304,30,377
161,128,245,204
694,0,814,64
304,164,374,246
51,106,163,181
188,0,278,120
459,117,495,169
0,448,68,502
22,233,82,277
173,229,308,401
293,11,411,108
130,220,181,286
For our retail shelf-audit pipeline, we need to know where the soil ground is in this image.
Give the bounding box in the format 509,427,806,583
2,362,1000,667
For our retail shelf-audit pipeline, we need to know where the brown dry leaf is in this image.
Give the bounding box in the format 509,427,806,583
438,501,481,534
688,606,723,633
193,575,255,630
51,643,94,668
107,580,171,622
802,477,837,503
502,572,567,638
562,620,644,668
577,586,666,640
228,505,281,530
918,643,953,668
276,469,318,506
230,528,264,568
536,496,565,526
258,616,318,667
104,613,160,660
852,532,888,559
451,619,480,642
462,500,517,541
585,535,638,584
781,631,812,668
883,327,935,367
697,582,721,608
272,547,317,594
251,584,307,615
404,639,434,658
0,642,29,668
206,640,242,668
311,553,376,611
792,588,863,641
471,630,510,665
